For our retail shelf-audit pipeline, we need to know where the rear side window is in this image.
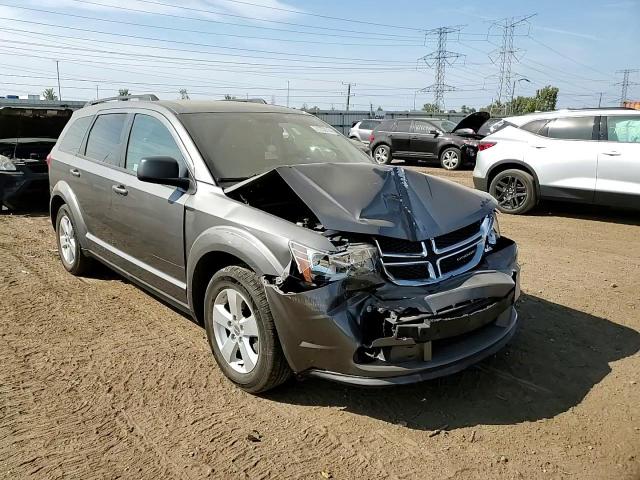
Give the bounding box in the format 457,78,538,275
85,113,128,165
545,116,596,140
393,120,412,132
374,120,393,131
606,116,640,143
412,120,436,134
520,119,548,135
125,114,184,174
58,116,93,154
359,120,371,129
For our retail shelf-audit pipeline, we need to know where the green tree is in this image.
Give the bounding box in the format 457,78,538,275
42,88,58,100
179,89,190,100
460,104,477,114
533,85,559,112
224,94,237,100
422,103,440,113
118,89,130,97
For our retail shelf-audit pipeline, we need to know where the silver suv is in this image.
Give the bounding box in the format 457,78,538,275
50,96,520,392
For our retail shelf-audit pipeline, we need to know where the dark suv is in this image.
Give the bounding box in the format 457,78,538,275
49,96,520,393
369,112,490,170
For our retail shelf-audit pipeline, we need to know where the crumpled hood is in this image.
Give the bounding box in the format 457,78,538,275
264,163,496,241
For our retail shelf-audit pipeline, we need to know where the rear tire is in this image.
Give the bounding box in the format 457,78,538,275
489,169,537,214
440,147,462,170
372,144,392,165
204,266,291,393
55,205,93,275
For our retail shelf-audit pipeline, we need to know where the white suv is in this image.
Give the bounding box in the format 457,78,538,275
472,108,640,214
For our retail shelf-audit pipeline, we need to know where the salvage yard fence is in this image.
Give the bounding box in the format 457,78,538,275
306,110,467,135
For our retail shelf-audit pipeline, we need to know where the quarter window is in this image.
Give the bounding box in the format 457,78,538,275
393,120,412,132
84,113,128,165
520,119,548,135
126,114,184,174
59,116,93,154
606,116,640,143
545,116,595,140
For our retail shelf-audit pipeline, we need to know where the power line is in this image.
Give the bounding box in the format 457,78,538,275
0,3,424,47
418,26,465,111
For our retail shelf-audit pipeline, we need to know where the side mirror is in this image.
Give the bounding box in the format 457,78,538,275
137,156,190,190
456,127,475,135
429,129,440,136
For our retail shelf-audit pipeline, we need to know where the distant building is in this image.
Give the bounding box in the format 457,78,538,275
623,100,640,110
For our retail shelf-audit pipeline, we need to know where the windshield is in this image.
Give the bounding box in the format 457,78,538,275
428,119,457,133
180,112,372,181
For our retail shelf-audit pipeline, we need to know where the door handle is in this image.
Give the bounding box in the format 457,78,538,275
602,151,621,156
70,168,81,177
112,185,128,196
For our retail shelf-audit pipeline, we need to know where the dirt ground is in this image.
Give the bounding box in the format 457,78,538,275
1,165,639,479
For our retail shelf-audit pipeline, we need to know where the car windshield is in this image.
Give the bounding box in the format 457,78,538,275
180,112,373,181
428,119,457,132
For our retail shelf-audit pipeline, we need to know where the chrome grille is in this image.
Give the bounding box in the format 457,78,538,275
375,216,490,286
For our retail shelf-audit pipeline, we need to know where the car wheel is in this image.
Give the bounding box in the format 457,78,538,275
373,144,392,165
204,265,291,393
440,147,462,170
55,205,93,275
489,169,537,214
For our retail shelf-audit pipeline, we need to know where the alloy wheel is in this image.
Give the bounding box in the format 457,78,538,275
212,288,260,374
374,146,389,164
495,175,528,211
58,215,77,266
441,150,459,169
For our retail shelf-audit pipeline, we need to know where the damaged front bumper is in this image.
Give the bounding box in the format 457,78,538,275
0,165,49,208
265,237,520,386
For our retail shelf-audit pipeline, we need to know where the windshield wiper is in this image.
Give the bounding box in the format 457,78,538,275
217,176,250,183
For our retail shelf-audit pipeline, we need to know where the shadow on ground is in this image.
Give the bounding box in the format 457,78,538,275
532,201,640,227
267,294,640,431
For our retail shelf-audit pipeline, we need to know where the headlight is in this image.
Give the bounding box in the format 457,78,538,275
487,211,501,247
289,241,379,284
0,155,16,171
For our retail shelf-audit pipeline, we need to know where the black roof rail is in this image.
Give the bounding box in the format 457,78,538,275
85,94,159,107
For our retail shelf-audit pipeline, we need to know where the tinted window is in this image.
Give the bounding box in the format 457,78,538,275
606,115,640,143
478,118,516,136
375,120,394,131
412,120,436,134
359,120,372,130
393,120,412,132
85,114,128,165
59,116,93,154
427,119,457,132
520,119,549,135
545,116,595,140
126,114,183,174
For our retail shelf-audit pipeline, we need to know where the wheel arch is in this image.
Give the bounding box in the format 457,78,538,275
49,182,89,245
187,227,287,325
486,160,541,198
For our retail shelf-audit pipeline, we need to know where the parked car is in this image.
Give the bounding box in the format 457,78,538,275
0,106,72,210
368,112,491,170
348,119,382,144
49,96,520,393
473,108,640,214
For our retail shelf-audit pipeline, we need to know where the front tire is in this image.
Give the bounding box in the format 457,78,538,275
55,205,93,275
440,147,462,170
489,169,537,214
204,266,291,393
372,144,392,165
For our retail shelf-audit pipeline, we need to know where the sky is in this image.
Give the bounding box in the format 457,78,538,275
0,0,638,111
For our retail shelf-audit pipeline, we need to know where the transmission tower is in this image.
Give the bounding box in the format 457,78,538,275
615,69,638,105
488,14,535,114
418,26,464,112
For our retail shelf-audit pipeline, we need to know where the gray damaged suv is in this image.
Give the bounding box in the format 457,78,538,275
49,96,521,392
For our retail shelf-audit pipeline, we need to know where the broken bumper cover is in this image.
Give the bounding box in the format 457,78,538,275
265,238,520,386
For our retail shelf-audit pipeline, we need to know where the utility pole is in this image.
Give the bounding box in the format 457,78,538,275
489,14,535,115
342,82,355,111
615,69,638,106
598,91,603,108
55,60,62,100
510,77,530,114
96,85,99,100
418,26,464,112
286,80,290,108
